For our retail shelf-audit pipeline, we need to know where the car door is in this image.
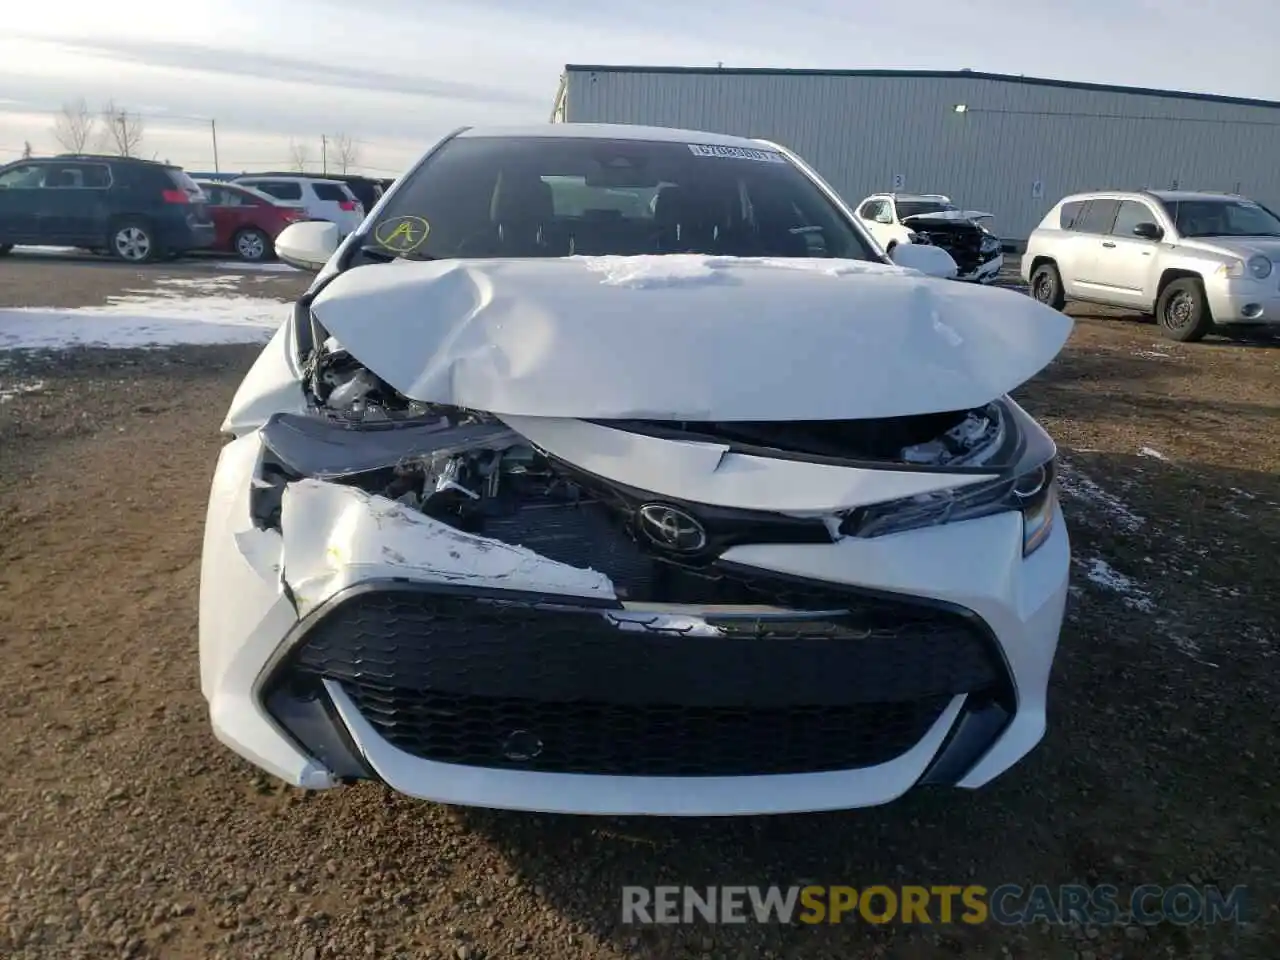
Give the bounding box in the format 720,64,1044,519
1088,199,1164,307
56,162,113,245
857,199,894,248
1062,198,1120,299
203,185,236,249
31,162,91,243
0,162,49,243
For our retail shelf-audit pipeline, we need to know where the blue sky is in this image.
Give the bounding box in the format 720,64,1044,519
1,0,1277,175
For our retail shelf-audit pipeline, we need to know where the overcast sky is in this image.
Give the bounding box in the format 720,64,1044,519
2,0,1277,176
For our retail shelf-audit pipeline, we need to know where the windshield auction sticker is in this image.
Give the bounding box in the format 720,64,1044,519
373,215,430,254
687,144,786,163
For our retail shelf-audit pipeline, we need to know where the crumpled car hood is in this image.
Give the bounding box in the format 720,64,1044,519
308,254,1073,421
902,210,995,225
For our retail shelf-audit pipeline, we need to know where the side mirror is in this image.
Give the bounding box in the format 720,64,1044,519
1132,221,1163,240
890,242,958,279
274,221,340,272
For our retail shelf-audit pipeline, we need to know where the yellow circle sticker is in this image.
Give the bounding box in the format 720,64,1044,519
373,215,430,254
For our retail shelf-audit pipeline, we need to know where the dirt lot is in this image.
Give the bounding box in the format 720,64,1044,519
1,256,1277,960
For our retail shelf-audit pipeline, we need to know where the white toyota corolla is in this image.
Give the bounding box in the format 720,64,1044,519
200,123,1073,816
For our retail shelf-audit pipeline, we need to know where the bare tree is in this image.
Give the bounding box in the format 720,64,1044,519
288,139,311,172
330,132,360,174
99,100,145,157
52,97,96,154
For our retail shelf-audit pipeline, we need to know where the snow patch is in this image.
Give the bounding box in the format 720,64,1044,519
0,285,288,350
1081,557,1156,612
1057,460,1145,530
578,254,722,287
0,379,45,402
11,245,81,256
152,276,241,293
575,254,913,288
1132,349,1171,360
1156,620,1220,668
208,261,301,274
1138,446,1167,461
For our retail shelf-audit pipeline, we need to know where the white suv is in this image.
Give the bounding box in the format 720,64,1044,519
233,176,365,238
1021,190,1280,342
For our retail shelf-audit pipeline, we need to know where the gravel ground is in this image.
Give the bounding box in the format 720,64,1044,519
1,260,1277,959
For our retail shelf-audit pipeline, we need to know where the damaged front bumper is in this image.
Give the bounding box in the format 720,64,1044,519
957,252,1004,284
199,421,1069,816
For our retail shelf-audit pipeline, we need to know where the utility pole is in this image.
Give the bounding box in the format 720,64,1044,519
321,134,328,174
211,119,220,173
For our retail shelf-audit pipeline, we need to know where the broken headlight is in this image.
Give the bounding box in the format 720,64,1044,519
841,405,1058,557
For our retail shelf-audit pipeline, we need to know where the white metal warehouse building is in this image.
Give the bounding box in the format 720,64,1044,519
551,65,1280,243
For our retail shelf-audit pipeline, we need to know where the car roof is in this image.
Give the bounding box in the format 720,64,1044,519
1145,190,1246,202
893,193,952,202
456,122,783,151
250,171,379,183
1057,190,1156,204
236,174,347,186
50,153,178,168
865,192,951,202
197,179,271,195
1057,189,1247,205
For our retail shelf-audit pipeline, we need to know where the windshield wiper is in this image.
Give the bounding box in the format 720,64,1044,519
354,243,398,263
354,243,439,263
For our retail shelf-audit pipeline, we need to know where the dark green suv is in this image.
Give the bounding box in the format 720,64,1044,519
0,154,216,262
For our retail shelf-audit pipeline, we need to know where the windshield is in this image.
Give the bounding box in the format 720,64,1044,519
1167,198,1280,238
896,200,957,219
359,135,875,261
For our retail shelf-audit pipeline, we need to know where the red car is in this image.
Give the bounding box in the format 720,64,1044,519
195,180,306,262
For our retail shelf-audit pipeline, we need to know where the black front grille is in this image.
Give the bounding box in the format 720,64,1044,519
270,574,1007,778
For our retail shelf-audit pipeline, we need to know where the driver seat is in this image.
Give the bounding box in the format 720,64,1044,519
491,175,561,256
652,185,719,253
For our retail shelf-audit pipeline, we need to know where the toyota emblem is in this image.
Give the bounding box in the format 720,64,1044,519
500,730,543,762
637,503,707,553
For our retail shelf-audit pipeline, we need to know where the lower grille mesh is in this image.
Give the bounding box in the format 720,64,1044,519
275,578,1004,777
343,687,953,776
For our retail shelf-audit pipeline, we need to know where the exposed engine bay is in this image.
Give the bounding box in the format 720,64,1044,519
902,217,1003,277
252,335,1035,603
303,335,1009,468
